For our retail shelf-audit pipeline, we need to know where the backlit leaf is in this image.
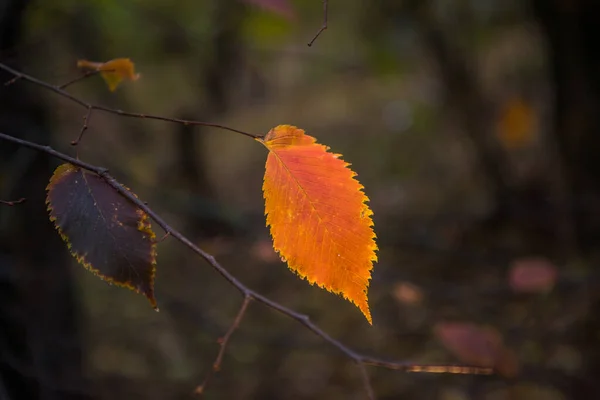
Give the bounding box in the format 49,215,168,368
258,125,378,323
46,164,157,308
77,58,140,91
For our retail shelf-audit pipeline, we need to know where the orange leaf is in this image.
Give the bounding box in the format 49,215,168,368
393,281,424,305
258,125,378,323
497,97,537,149
77,58,140,91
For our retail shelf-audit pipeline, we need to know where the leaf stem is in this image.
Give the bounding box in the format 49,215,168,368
58,70,102,90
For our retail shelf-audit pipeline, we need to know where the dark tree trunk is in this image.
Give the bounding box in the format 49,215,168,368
171,0,245,239
0,1,88,399
532,0,600,397
532,0,600,252
390,0,572,257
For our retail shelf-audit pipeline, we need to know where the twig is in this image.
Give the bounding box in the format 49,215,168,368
0,131,493,399
154,231,171,244
362,359,492,375
357,362,375,400
308,0,328,47
3,75,21,86
195,295,252,395
0,197,26,206
58,70,102,90
71,107,93,146
0,63,261,140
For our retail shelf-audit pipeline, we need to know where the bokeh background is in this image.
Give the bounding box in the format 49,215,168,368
2,0,600,399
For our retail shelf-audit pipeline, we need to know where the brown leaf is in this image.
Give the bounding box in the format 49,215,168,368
497,97,537,149
393,282,424,305
435,322,519,377
509,257,558,293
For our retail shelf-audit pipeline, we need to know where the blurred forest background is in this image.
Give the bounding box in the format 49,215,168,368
2,0,600,399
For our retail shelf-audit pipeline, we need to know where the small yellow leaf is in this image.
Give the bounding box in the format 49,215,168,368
258,125,378,323
497,98,536,149
77,58,140,91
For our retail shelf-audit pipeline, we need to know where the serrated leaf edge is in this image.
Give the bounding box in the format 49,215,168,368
257,125,378,323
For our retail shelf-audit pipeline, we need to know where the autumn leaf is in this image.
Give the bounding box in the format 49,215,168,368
509,257,558,293
46,163,157,308
77,58,140,91
393,281,424,305
435,322,519,377
258,125,377,323
497,97,537,149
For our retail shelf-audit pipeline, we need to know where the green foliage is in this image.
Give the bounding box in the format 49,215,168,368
242,9,293,46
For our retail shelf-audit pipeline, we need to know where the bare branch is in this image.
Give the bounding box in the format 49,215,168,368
357,362,375,400
308,0,328,47
0,55,496,396
3,75,21,86
0,197,26,206
0,131,494,399
195,295,252,396
0,63,262,140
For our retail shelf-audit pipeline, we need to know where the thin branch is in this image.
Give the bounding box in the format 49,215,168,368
0,131,493,399
362,359,492,375
0,197,26,206
58,70,102,90
0,63,262,140
357,362,375,400
71,107,93,146
308,0,328,47
154,231,171,244
3,75,21,86
195,295,252,396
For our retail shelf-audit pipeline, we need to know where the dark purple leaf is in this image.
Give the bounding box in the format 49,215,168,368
46,164,157,308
